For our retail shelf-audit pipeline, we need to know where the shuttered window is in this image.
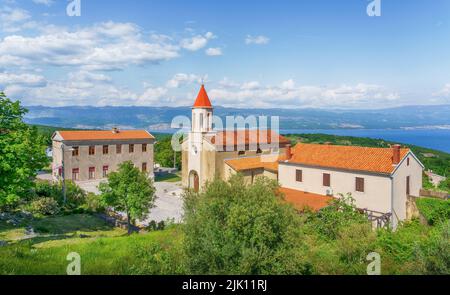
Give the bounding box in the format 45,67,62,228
323,173,331,187
356,177,365,192
296,170,303,182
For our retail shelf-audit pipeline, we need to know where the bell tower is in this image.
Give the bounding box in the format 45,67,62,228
191,84,213,133
186,84,214,191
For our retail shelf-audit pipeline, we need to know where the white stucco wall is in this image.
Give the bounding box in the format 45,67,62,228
278,163,393,214
391,153,424,225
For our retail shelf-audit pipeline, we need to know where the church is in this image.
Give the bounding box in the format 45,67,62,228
181,85,424,228
181,84,291,191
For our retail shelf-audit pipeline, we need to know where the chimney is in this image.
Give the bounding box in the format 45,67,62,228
285,144,292,160
112,127,119,134
392,144,401,165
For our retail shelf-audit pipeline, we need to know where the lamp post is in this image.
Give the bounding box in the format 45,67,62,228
61,144,74,205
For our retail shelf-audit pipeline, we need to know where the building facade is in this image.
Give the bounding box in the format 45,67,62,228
182,85,424,227
52,129,155,182
181,85,290,191
278,143,424,227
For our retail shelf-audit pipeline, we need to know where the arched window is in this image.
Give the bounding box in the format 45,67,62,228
200,113,204,130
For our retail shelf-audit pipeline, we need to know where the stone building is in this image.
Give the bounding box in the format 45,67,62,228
52,129,155,182
182,85,424,228
181,85,290,191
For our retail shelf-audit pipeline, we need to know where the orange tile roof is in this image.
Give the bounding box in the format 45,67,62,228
193,84,213,108
279,187,334,212
57,130,154,141
225,154,287,172
286,143,410,175
210,129,290,147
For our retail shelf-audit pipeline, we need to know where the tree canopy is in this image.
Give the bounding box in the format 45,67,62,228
99,161,156,234
0,92,48,208
182,175,308,274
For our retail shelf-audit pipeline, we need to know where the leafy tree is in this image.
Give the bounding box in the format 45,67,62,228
99,161,156,234
154,135,181,169
182,175,308,274
0,92,48,209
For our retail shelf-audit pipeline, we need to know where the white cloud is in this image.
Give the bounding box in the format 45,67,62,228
32,0,54,6
205,47,223,56
0,22,180,70
433,83,450,97
181,32,215,51
0,72,47,87
209,80,400,109
240,81,260,90
0,7,31,32
166,73,203,88
245,35,270,45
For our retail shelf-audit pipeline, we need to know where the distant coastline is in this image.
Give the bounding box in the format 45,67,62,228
279,129,450,153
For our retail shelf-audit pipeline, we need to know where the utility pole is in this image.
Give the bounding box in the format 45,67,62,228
61,144,67,205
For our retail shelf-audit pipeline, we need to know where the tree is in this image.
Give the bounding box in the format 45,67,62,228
182,175,308,274
0,92,48,209
99,161,156,234
154,135,181,169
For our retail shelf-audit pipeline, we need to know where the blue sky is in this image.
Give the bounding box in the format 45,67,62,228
0,0,449,108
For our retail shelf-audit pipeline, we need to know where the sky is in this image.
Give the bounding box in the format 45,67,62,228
0,0,449,109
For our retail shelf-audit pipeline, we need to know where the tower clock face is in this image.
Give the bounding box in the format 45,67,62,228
191,144,198,155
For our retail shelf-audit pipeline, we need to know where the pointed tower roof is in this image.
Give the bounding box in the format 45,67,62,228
193,84,213,109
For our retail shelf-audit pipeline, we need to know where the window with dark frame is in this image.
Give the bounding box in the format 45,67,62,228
89,146,95,155
72,168,79,181
103,165,109,178
407,157,410,166
296,169,303,182
406,176,410,195
356,177,365,192
129,144,134,153
88,167,95,180
72,146,79,156
142,144,147,152
142,162,147,172
116,144,122,154
323,173,331,187
103,145,109,155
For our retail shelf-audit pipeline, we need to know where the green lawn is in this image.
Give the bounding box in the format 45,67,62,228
155,172,181,183
0,214,182,274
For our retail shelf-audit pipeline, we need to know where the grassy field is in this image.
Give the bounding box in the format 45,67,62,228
0,214,182,274
155,172,182,183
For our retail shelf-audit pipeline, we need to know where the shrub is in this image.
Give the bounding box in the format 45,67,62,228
306,194,368,240
84,193,104,212
28,197,60,216
182,175,307,275
416,198,450,225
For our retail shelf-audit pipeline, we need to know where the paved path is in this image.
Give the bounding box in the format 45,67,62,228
35,173,185,225
425,171,446,186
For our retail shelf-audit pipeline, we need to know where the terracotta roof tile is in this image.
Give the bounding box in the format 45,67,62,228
225,154,287,172
286,143,410,175
57,130,154,141
193,84,213,108
210,129,290,148
279,187,334,212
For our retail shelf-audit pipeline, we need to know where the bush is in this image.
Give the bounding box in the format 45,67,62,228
416,198,450,225
305,194,368,240
84,193,104,213
28,197,60,216
182,175,307,275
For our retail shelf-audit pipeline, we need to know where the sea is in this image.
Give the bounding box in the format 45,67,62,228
280,129,450,153
151,128,450,153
